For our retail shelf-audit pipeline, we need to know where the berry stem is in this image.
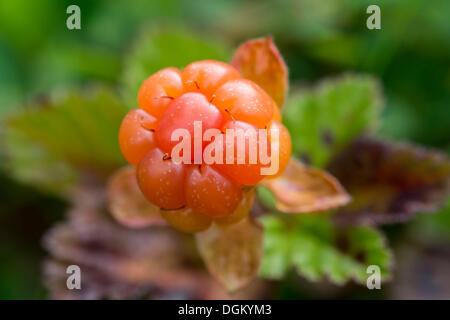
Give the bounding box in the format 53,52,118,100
224,108,235,121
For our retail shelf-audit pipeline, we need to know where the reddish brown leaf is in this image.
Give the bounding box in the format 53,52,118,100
329,138,450,225
107,166,167,228
231,36,288,108
44,184,269,300
195,217,263,292
261,158,351,213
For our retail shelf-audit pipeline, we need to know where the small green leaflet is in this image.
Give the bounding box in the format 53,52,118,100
4,87,128,193
283,74,383,168
3,128,78,195
259,215,392,284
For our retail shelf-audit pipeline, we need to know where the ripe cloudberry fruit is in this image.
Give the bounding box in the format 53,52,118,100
138,68,184,118
119,60,291,230
185,165,243,218
213,120,272,186
213,79,275,128
215,188,255,226
268,120,291,178
137,148,186,209
119,109,157,166
182,60,240,98
156,92,223,159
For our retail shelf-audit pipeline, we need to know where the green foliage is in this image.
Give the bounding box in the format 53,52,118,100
30,43,121,95
260,215,392,284
263,74,393,284
0,47,23,117
3,128,78,195
0,173,65,299
412,198,450,242
4,87,128,193
121,27,231,107
256,186,277,211
283,74,383,168
0,0,447,300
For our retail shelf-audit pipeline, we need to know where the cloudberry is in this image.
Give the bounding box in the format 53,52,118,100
213,79,275,128
156,92,223,160
213,120,272,186
119,60,291,229
119,109,157,166
185,165,243,218
268,120,291,178
137,148,186,209
215,188,255,226
138,68,184,118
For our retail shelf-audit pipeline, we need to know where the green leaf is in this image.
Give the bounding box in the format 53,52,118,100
411,198,450,242
256,186,277,211
121,26,231,107
283,74,383,168
259,215,392,284
4,87,128,193
2,128,78,195
0,47,23,118
30,42,121,95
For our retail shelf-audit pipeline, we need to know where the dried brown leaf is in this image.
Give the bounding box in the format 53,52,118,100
231,36,288,108
329,138,450,225
44,184,269,299
195,217,263,292
261,158,351,213
107,166,167,228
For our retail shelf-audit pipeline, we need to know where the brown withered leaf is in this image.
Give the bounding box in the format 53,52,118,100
195,217,263,292
44,184,269,299
261,158,351,213
231,36,288,108
329,138,450,226
107,166,167,228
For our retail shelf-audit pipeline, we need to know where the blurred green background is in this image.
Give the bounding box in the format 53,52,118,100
0,0,449,299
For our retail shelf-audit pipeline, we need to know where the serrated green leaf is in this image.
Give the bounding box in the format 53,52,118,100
2,128,78,195
283,74,383,168
259,215,392,284
121,26,231,107
4,87,128,193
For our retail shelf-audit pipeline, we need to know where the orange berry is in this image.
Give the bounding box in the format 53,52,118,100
215,188,255,226
138,67,184,118
137,148,186,209
121,59,293,232
182,60,240,99
119,109,158,166
185,165,243,218
267,120,291,178
155,92,223,159
160,207,212,233
214,121,271,186
213,79,275,128
272,105,282,121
